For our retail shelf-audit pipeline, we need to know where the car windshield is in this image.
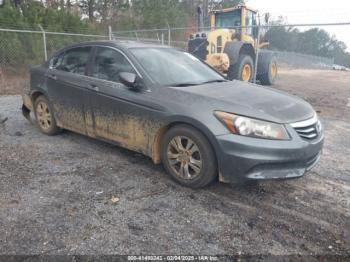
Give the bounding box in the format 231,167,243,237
130,48,225,86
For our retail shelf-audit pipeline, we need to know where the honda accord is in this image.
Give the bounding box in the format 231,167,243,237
22,41,324,188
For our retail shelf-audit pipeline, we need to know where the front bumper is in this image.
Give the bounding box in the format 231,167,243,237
216,124,324,183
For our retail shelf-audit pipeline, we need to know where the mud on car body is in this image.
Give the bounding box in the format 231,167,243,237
22,40,324,188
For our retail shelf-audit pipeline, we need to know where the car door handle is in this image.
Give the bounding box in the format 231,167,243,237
47,74,57,80
90,84,99,92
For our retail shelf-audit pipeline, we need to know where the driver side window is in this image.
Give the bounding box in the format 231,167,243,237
91,47,135,83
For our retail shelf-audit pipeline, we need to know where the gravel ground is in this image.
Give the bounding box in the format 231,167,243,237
0,69,349,257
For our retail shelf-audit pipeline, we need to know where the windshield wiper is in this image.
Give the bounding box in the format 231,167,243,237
168,79,227,87
199,79,228,84
169,83,201,87
169,79,227,87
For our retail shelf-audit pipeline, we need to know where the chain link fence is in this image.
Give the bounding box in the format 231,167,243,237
1,22,350,95
0,27,108,95
112,23,349,71
112,28,189,50
274,51,334,69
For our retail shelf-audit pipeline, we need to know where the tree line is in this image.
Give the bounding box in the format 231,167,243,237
0,0,244,31
264,18,350,67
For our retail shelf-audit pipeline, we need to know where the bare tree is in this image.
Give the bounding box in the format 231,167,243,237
79,0,96,22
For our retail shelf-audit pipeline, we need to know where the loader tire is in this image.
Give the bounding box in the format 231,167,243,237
228,54,254,82
258,57,277,85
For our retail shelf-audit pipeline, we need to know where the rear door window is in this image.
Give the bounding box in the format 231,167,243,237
52,46,91,75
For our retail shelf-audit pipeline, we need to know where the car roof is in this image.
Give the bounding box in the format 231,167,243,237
65,40,171,50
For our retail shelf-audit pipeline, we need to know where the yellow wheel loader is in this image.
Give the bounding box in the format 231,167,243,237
188,4,277,85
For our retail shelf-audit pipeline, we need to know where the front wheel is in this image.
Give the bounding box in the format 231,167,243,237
228,54,254,82
161,125,217,188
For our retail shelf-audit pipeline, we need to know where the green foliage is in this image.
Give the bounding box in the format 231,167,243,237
265,20,350,67
0,0,99,69
112,0,189,31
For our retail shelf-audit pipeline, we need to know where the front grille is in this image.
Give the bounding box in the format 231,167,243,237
290,115,321,140
294,124,318,139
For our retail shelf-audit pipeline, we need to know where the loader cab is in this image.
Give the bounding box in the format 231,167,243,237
189,4,277,85
211,5,258,45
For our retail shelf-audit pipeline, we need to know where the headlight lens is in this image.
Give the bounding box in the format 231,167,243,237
214,111,290,140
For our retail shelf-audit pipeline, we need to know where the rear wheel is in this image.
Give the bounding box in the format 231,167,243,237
258,57,277,85
228,54,254,82
34,95,61,136
161,125,217,188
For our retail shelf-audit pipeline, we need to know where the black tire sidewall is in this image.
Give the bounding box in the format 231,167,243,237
34,95,60,136
228,54,254,82
259,58,277,85
161,125,217,188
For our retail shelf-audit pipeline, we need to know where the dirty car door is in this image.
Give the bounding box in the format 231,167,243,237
87,46,158,155
46,46,92,134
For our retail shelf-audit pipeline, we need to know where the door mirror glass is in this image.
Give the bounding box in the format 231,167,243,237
119,72,143,91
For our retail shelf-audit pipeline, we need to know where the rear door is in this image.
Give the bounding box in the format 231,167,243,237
46,46,92,134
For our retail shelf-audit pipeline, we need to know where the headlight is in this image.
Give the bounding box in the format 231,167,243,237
214,111,290,140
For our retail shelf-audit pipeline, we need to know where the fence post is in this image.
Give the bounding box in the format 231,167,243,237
253,26,260,84
108,25,112,40
161,33,164,45
166,22,171,46
38,25,47,61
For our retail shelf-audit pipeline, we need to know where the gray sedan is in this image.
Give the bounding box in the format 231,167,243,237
22,41,324,188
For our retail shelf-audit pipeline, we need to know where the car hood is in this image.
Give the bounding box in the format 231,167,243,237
165,81,315,124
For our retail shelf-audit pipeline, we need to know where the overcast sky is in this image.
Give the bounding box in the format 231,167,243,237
247,0,350,51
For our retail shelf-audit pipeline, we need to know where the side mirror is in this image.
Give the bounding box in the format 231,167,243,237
119,72,143,91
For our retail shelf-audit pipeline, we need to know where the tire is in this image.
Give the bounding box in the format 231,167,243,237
258,57,277,85
161,125,217,188
34,95,61,136
227,54,254,82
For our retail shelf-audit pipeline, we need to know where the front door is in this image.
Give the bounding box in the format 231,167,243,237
86,46,155,155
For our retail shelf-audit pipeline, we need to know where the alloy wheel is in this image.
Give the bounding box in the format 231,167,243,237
36,101,52,131
167,136,202,180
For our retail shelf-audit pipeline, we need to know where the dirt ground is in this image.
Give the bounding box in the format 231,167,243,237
0,69,29,96
0,69,349,257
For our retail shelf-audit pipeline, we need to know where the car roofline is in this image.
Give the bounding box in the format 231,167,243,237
61,40,172,50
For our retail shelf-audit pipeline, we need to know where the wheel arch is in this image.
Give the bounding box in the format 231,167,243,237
151,117,220,168
239,43,256,61
30,89,48,103
224,41,255,66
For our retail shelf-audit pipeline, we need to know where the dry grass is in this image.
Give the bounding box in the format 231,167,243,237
0,67,29,95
